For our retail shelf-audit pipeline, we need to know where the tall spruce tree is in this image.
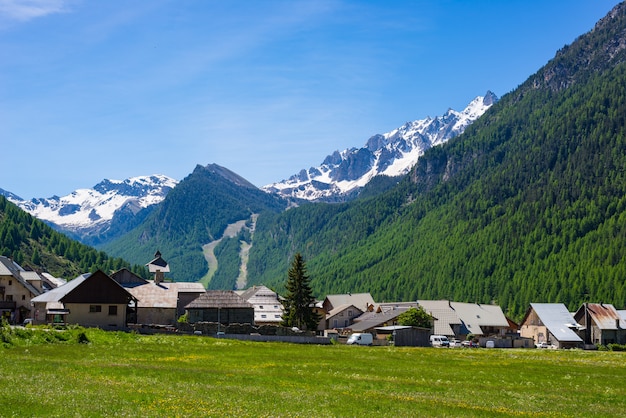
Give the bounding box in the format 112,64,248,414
282,253,320,331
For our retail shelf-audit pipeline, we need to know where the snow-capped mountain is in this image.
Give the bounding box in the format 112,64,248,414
8,175,177,243
263,91,498,201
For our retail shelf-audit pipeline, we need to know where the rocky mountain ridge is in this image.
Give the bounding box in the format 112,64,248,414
5,175,177,243
262,91,498,201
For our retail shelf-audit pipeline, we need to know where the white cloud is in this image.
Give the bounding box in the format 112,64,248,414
0,0,70,22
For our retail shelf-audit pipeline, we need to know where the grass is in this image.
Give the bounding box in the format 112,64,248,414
1,327,625,417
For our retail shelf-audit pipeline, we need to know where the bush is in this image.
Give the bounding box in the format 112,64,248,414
607,343,626,351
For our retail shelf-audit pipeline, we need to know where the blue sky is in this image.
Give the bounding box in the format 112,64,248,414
0,0,621,199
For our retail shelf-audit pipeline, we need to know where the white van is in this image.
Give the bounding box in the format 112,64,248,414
430,335,450,347
346,333,373,346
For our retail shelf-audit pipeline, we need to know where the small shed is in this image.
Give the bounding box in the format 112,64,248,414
185,290,254,325
375,325,431,347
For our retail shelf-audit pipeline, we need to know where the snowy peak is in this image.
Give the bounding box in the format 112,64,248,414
263,91,498,202
10,174,177,237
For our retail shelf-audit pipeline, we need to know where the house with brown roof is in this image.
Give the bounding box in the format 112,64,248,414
30,270,135,328
325,304,363,330
111,268,204,326
185,290,254,325
573,303,626,346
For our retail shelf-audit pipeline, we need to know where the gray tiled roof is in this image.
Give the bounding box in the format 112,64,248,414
185,290,253,309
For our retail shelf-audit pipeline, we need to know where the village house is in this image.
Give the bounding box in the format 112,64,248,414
0,256,43,324
573,303,626,346
325,304,363,330
322,292,375,313
111,265,204,326
30,270,136,328
519,303,584,349
237,285,284,326
185,290,254,325
317,293,374,332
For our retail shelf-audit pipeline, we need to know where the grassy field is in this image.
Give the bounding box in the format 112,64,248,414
1,328,625,417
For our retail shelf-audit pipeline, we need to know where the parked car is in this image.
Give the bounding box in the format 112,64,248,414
449,339,462,347
22,318,33,326
462,340,479,348
346,333,373,346
430,335,450,347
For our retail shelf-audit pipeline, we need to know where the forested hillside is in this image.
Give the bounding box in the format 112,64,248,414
246,3,626,320
0,196,146,279
102,164,287,283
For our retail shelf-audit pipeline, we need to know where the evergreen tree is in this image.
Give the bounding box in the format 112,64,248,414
282,253,320,331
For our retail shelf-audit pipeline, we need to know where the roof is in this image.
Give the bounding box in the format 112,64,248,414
41,273,66,288
578,303,626,330
324,293,375,312
121,281,204,309
449,301,509,335
185,290,253,309
375,325,413,331
146,251,170,273
31,273,91,303
350,306,410,332
238,285,279,302
31,271,135,305
416,300,462,336
525,303,583,342
111,268,148,285
326,304,363,319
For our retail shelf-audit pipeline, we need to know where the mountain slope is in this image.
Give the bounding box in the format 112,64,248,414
263,92,497,202
5,175,177,246
101,164,288,283
246,2,626,319
0,195,146,279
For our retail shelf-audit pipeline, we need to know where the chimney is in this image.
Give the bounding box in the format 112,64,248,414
155,269,163,284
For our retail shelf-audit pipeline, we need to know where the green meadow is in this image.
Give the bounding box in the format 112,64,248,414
1,327,625,417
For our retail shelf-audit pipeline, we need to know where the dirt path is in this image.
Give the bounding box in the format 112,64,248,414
199,216,256,288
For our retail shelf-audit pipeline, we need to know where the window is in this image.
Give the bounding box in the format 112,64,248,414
259,306,264,309
22,295,26,300
8,280,11,286
6,295,12,301
108,306,118,316
348,310,353,317
261,314,267,319
89,305,102,313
